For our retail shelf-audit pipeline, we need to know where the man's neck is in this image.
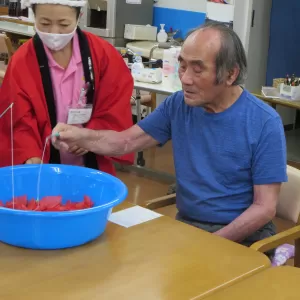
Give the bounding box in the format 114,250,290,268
204,85,243,113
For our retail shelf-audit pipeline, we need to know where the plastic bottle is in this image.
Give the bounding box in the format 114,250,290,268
131,54,144,79
157,24,168,43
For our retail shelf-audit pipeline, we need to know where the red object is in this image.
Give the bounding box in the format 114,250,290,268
1,195,94,212
0,31,135,175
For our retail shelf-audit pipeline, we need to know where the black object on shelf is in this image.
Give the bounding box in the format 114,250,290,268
8,0,21,17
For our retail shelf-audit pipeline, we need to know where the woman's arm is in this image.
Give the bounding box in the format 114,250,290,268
0,62,42,166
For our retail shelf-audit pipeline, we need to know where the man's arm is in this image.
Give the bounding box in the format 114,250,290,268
53,94,174,157
76,124,159,156
214,183,280,242
214,115,287,242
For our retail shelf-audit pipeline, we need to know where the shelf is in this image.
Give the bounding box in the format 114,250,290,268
0,16,33,26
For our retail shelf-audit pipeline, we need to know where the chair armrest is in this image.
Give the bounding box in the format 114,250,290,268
250,225,300,253
144,193,176,210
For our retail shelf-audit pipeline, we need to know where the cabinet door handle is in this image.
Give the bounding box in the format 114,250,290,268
251,9,255,27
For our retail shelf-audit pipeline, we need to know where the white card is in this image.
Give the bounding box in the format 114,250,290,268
67,108,92,125
108,206,162,228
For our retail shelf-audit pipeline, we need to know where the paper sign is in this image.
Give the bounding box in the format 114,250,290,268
126,0,142,4
108,206,162,228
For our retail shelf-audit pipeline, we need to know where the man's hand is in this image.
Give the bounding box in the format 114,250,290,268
52,123,87,151
68,145,88,156
25,157,42,164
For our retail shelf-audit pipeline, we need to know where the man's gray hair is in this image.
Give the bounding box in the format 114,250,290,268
186,21,247,85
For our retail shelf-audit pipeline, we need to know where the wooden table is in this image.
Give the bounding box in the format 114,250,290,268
202,266,300,300
253,93,300,110
253,92,300,164
0,202,270,300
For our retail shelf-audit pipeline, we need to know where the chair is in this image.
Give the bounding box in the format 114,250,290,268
144,165,300,267
0,33,14,84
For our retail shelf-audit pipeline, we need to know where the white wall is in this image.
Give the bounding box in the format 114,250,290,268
154,0,207,12
207,2,234,23
233,0,253,54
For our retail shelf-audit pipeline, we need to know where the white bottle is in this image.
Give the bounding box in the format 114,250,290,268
157,24,168,43
163,47,182,88
163,48,177,80
173,48,182,91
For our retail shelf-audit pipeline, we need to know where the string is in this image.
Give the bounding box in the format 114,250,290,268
36,136,50,202
0,103,14,208
36,133,59,202
11,104,14,208
0,103,13,118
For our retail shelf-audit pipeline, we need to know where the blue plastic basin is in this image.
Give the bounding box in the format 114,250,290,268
0,164,128,250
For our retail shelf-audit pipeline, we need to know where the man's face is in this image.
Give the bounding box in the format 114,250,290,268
178,29,227,107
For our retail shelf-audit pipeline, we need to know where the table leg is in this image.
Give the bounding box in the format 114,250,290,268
293,110,298,130
294,238,300,267
135,89,146,167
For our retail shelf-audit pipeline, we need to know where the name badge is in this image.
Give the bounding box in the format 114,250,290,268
67,106,92,125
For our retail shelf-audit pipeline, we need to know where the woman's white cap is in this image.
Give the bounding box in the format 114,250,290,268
21,0,86,9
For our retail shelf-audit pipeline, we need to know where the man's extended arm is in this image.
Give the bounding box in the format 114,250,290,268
53,124,159,157
53,95,173,157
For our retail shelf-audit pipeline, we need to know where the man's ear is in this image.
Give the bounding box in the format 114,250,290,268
226,67,239,86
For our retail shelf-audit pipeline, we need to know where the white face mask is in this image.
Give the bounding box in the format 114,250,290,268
35,25,77,51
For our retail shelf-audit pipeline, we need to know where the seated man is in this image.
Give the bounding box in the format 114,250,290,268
52,22,287,256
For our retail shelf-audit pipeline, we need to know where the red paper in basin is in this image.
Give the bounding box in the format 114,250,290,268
1,195,94,211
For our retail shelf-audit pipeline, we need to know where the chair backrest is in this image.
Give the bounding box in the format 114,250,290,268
0,33,13,60
276,165,300,223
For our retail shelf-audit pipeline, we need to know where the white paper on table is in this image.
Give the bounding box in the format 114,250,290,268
108,206,162,228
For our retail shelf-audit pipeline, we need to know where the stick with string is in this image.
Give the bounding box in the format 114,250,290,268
0,103,14,208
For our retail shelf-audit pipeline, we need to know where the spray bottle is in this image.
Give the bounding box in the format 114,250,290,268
157,24,168,43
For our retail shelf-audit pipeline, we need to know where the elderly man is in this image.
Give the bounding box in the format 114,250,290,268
52,22,287,255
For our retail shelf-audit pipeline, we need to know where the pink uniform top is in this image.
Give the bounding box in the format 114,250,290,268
44,32,85,166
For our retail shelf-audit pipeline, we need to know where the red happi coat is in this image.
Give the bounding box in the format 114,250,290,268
0,31,134,175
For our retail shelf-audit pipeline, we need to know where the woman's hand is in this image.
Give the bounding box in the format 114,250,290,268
68,145,88,156
25,157,42,164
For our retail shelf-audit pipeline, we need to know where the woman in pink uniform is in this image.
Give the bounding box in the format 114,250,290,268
0,0,134,176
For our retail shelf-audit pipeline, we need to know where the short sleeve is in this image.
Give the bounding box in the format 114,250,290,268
137,96,172,146
252,116,287,185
